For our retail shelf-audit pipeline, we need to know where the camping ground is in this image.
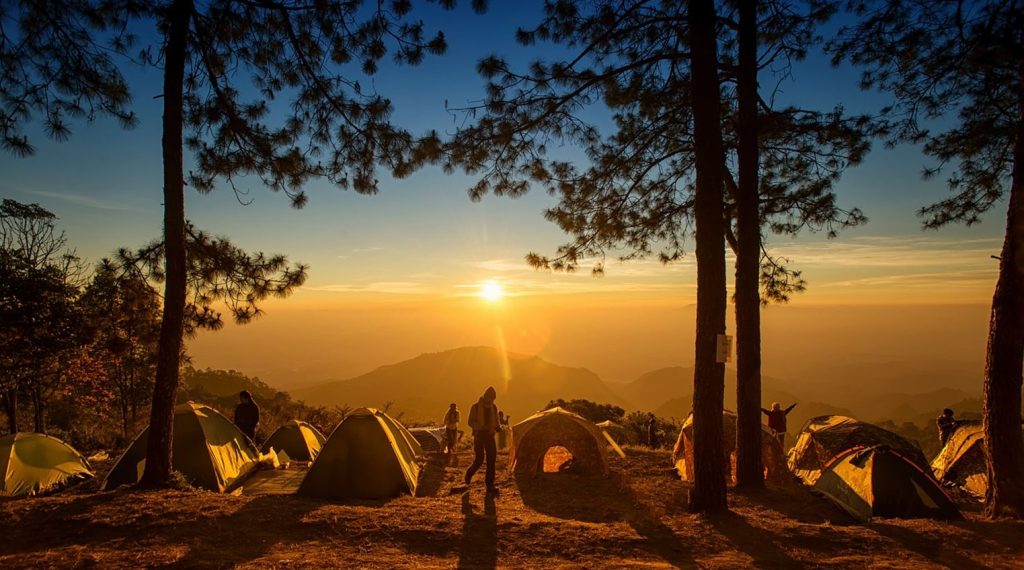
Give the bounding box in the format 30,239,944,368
1,448,1022,569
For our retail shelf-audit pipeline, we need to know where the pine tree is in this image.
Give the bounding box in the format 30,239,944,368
830,0,1024,519
732,0,762,488
3,0,478,484
0,0,138,155
446,0,871,504
125,220,309,485
113,0,476,487
113,223,308,333
687,0,730,512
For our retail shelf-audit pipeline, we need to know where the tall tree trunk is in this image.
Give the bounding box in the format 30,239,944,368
734,0,763,489
139,0,192,488
2,389,17,434
983,58,1024,518
687,0,729,513
118,368,130,439
121,390,130,440
31,384,45,433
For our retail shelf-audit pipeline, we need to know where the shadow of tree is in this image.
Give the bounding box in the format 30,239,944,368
457,491,497,569
515,470,696,567
167,494,322,568
709,510,803,568
0,489,324,567
515,471,623,523
622,506,697,568
869,521,1020,570
731,485,856,526
0,492,127,556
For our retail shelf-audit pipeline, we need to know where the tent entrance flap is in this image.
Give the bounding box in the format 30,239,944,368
542,446,574,472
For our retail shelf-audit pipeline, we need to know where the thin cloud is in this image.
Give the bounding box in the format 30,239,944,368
767,236,1003,269
474,256,693,276
19,189,147,213
308,281,430,295
476,258,528,272
351,246,385,253
821,269,996,289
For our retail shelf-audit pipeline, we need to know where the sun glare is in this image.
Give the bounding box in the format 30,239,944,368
480,280,504,302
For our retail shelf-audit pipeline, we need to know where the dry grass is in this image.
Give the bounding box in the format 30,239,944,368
2,448,1022,569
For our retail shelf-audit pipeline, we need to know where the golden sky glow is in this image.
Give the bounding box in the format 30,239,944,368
186,286,992,395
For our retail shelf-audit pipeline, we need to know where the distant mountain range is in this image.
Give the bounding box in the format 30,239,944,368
620,366,855,432
286,346,983,430
291,346,624,424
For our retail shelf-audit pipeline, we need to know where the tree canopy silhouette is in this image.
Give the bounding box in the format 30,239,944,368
543,398,625,424
0,0,138,155
0,200,89,433
446,0,873,507
113,224,307,332
120,0,482,487
830,0,1024,519
81,261,162,439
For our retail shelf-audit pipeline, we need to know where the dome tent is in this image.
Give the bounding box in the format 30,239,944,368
298,408,420,500
408,426,447,453
788,415,928,485
381,412,423,458
814,445,962,523
261,420,327,462
1,432,93,497
103,402,259,492
930,420,1001,499
509,407,609,475
672,409,790,485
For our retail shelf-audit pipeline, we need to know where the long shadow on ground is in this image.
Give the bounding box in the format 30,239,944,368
0,492,129,556
168,494,323,568
709,510,804,568
1,489,323,567
869,521,1024,570
515,470,696,567
457,491,497,569
515,471,624,523
731,484,854,525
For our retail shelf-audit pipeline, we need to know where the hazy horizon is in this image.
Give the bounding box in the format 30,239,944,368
185,298,992,398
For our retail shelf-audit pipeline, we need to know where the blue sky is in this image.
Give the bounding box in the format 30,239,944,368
0,0,1007,305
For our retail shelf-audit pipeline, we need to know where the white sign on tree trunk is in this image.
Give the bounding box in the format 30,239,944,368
716,334,733,364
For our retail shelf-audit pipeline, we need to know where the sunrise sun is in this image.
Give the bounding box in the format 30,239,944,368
479,280,504,302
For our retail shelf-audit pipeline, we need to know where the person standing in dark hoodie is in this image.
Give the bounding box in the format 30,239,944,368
465,386,500,494
234,390,260,443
